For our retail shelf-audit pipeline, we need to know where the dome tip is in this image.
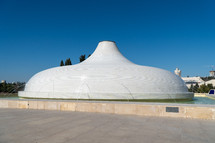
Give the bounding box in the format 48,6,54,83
99,40,116,44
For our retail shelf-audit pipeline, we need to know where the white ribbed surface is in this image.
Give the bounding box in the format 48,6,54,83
19,41,193,100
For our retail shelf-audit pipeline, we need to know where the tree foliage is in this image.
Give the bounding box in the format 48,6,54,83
188,84,194,92
189,83,214,93
201,76,215,82
0,82,25,93
60,60,64,66
79,55,86,63
65,58,72,66
60,54,91,66
193,83,199,92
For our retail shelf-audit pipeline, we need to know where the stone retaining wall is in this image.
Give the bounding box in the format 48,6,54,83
194,93,207,97
0,99,215,120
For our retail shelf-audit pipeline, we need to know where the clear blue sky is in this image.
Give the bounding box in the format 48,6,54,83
0,0,215,82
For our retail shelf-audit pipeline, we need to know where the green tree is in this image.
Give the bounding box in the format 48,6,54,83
207,84,214,91
193,83,199,93
0,82,25,93
65,58,72,66
60,60,64,66
2,83,7,92
198,84,210,93
6,83,14,93
65,59,68,65
0,83,2,92
68,58,72,65
188,84,194,92
79,55,86,63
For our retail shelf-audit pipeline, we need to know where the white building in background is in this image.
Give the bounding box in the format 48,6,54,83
1,80,6,84
205,70,215,86
179,70,215,88
209,71,215,77
174,68,181,77
19,41,193,100
181,77,204,88
205,79,215,86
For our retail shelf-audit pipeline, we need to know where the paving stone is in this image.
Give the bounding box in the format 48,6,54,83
0,109,214,143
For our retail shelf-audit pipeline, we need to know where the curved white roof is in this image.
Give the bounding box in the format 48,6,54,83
205,79,215,86
19,41,193,100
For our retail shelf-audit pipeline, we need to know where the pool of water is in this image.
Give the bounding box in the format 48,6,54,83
1,96,215,105
176,97,215,105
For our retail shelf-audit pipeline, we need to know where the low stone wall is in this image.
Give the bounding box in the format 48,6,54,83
194,93,207,97
0,99,215,120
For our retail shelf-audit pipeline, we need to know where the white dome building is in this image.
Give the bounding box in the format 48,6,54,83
19,41,193,100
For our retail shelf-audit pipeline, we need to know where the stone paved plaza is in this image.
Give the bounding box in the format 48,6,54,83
0,109,214,143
